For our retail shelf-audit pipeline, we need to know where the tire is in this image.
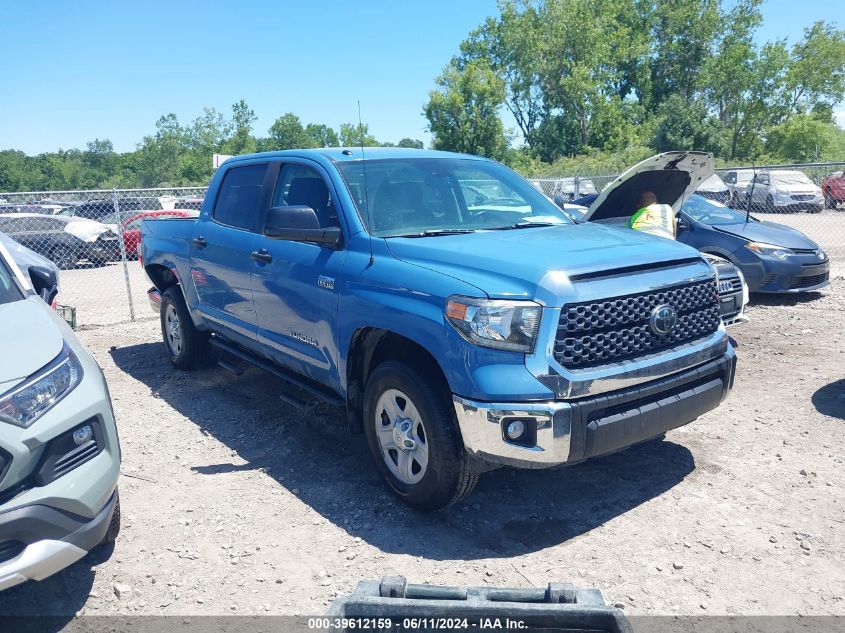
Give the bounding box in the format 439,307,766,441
100,490,121,545
51,244,77,270
824,192,837,209
363,361,478,511
160,286,210,370
765,196,775,214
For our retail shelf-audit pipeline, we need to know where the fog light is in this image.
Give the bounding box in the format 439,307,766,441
72,425,94,446
506,420,526,440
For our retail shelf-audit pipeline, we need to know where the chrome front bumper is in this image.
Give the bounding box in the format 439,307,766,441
454,348,737,469
148,287,162,313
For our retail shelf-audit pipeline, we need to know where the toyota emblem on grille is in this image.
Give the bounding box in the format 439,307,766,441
650,304,678,336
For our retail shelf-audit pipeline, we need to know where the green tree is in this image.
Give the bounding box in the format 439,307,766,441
222,100,257,155
339,122,379,147
653,95,727,154
397,138,424,149
134,114,188,187
765,113,840,162
267,113,315,150
423,59,508,159
304,123,340,147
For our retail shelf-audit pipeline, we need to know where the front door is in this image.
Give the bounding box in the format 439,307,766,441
250,161,348,391
190,162,269,349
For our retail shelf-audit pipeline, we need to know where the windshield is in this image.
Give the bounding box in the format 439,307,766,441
682,195,753,225
772,172,813,186
0,252,24,305
337,158,572,237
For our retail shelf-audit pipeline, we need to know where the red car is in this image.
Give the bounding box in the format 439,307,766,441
822,171,845,209
122,210,197,258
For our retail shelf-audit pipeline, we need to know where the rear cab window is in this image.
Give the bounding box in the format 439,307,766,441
212,164,268,231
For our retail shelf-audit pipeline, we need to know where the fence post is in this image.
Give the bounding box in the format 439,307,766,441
573,176,580,200
111,189,136,322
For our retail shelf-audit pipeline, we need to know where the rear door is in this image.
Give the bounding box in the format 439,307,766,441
250,160,349,391
190,162,271,349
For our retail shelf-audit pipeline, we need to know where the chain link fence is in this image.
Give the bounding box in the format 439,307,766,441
0,187,205,327
1,161,842,328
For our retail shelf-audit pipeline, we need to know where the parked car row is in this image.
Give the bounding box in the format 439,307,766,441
0,204,200,269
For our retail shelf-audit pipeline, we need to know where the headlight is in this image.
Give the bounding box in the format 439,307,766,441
446,296,542,353
745,241,792,260
0,344,83,428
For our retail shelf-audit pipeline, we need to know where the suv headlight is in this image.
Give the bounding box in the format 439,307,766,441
745,241,792,260
0,344,83,428
446,296,542,353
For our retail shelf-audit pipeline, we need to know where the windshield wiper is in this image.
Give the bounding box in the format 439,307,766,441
490,221,562,230
393,229,478,238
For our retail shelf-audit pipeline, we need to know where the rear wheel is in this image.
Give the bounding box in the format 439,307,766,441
160,286,210,370
765,196,775,214
825,191,837,209
363,361,478,510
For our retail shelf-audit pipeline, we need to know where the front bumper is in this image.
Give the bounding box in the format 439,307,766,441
752,258,831,293
0,491,116,591
454,349,737,469
148,287,162,313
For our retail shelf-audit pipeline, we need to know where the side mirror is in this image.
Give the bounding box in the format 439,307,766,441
677,215,690,232
29,265,58,305
263,206,342,247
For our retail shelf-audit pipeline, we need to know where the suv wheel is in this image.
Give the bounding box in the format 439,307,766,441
825,191,837,209
363,361,478,510
160,286,210,370
100,490,121,545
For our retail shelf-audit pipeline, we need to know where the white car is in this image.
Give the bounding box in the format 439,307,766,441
743,170,824,213
0,240,121,591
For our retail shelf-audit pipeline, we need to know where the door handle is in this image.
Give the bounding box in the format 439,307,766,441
251,249,273,264
192,236,208,248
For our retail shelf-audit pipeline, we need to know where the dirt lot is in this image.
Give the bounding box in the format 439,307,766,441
1,280,843,619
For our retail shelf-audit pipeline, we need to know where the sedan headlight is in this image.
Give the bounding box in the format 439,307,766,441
446,296,542,353
745,241,792,260
0,344,83,428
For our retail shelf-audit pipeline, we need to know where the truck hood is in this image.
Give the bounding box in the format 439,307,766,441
385,223,703,304
584,151,714,222
0,298,64,388
714,220,820,250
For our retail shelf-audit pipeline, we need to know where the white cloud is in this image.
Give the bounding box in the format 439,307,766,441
835,110,845,129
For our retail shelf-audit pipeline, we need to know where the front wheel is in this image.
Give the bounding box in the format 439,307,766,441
824,192,837,209
160,286,210,370
363,361,478,510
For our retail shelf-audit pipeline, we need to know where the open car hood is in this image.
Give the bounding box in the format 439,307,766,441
583,152,715,222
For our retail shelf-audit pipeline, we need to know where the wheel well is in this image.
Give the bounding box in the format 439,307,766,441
145,264,179,292
345,328,449,432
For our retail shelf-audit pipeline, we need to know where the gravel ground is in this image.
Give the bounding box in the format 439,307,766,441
1,279,843,620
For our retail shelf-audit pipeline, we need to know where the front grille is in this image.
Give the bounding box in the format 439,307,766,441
789,272,829,289
718,278,742,294
791,194,815,201
0,540,25,564
555,279,721,369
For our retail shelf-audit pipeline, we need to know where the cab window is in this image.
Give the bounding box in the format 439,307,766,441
272,165,338,228
213,164,267,231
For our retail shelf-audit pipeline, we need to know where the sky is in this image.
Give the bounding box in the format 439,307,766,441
0,0,842,155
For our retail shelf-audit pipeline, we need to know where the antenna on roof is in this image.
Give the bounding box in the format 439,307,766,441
358,100,374,265
746,162,756,225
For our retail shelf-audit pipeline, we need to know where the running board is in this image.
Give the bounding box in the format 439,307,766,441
210,337,345,409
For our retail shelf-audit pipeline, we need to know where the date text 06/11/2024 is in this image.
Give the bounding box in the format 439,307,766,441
307,618,529,630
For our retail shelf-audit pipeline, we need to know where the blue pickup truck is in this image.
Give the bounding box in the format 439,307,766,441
141,148,736,510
